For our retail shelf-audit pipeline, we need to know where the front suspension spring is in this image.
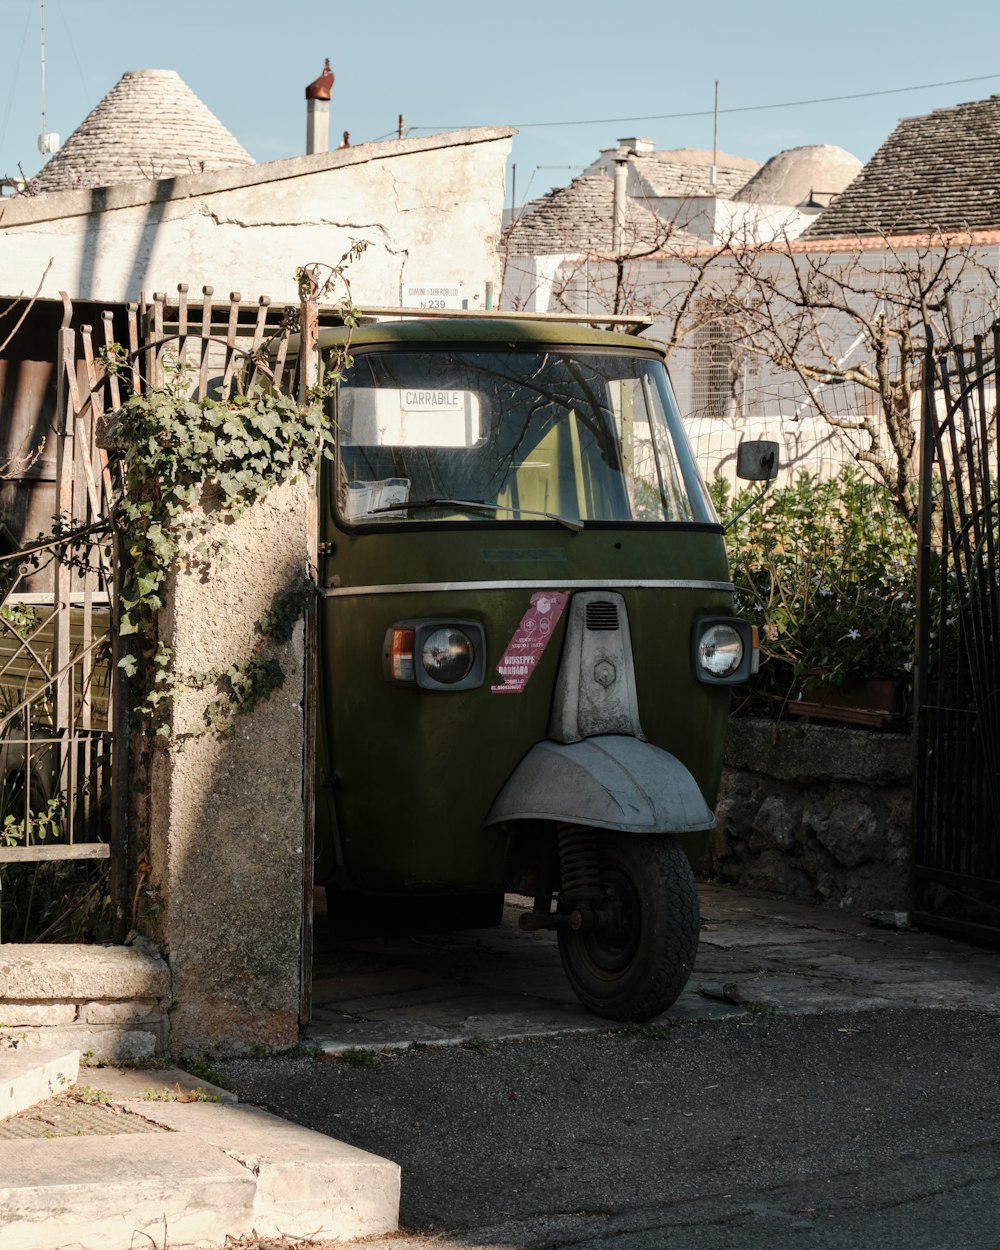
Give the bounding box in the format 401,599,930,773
557,824,602,907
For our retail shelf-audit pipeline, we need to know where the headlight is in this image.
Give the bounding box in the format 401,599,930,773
698,624,744,677
691,618,754,685
384,619,486,691
421,627,476,685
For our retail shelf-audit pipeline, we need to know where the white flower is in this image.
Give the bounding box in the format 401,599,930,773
847,628,861,640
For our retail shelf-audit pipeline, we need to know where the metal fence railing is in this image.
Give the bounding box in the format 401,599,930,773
913,318,1000,942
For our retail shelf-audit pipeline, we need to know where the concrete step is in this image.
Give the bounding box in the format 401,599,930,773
0,1047,80,1120
0,1133,255,1250
0,1065,401,1250
125,1098,402,1242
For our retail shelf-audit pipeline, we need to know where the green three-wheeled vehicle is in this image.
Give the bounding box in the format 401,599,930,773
314,314,773,1020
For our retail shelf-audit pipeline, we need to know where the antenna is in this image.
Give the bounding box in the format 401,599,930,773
38,0,59,156
710,79,718,188
39,0,46,139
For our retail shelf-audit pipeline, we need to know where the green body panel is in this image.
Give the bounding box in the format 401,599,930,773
317,523,733,895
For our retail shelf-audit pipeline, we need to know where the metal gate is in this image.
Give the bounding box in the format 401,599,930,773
913,322,1000,943
0,294,122,940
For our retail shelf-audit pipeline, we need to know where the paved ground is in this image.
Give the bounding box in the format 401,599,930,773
305,885,1000,1050
222,1008,1000,1250
213,885,1000,1250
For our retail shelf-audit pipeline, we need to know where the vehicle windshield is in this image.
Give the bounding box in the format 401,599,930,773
334,347,717,526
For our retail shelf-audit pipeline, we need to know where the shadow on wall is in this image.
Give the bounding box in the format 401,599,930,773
77,179,174,303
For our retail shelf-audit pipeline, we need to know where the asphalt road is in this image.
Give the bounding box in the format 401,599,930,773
216,1006,1000,1250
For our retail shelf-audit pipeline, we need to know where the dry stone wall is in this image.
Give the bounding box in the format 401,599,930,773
709,718,912,911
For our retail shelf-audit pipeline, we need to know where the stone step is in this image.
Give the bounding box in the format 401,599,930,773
0,1067,401,1250
117,1098,402,1244
0,1133,255,1250
0,1047,80,1120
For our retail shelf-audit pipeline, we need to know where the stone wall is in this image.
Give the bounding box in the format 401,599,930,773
708,718,913,911
0,941,170,1060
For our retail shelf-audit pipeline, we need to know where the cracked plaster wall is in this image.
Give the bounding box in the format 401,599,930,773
0,129,512,305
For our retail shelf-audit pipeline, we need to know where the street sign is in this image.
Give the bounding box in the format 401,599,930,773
403,282,465,310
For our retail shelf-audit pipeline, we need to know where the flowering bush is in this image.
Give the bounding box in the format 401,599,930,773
713,471,917,718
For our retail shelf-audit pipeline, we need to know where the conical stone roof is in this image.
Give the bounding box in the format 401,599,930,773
504,174,703,256
34,68,254,192
736,145,862,207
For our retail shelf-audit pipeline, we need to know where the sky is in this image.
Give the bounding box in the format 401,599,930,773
2,0,1000,207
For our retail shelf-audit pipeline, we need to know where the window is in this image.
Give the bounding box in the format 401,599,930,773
335,347,716,526
691,323,759,421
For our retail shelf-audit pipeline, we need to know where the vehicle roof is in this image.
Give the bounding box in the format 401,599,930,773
314,317,664,355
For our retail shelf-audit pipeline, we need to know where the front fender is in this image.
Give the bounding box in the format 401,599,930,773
484,735,715,834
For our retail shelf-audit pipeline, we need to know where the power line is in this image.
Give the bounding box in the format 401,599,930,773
0,2,33,161
410,72,1000,133
52,0,94,114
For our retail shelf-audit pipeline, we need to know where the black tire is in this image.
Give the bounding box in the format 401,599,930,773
557,832,699,1021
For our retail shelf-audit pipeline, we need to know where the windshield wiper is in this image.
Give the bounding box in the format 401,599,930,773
368,497,583,532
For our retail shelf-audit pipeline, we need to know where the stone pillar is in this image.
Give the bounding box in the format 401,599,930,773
145,478,312,1055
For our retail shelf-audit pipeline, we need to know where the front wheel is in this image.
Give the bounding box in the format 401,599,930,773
557,832,699,1021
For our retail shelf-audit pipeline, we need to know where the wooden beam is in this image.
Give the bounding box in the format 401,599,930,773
0,844,110,862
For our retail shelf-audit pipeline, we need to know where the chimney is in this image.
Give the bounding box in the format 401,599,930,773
616,136,654,155
305,57,335,155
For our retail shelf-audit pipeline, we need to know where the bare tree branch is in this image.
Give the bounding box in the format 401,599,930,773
0,259,54,354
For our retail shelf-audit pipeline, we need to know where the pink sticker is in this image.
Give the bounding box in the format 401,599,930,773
490,592,569,694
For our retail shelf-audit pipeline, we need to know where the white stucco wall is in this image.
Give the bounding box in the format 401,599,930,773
0,128,513,306
712,197,814,244
501,252,574,311
645,196,813,245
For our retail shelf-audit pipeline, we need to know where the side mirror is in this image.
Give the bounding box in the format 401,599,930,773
736,439,780,483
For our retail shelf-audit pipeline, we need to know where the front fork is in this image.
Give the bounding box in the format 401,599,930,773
519,823,612,934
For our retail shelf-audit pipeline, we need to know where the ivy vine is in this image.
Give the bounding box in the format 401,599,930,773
98,381,330,738
99,253,364,739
